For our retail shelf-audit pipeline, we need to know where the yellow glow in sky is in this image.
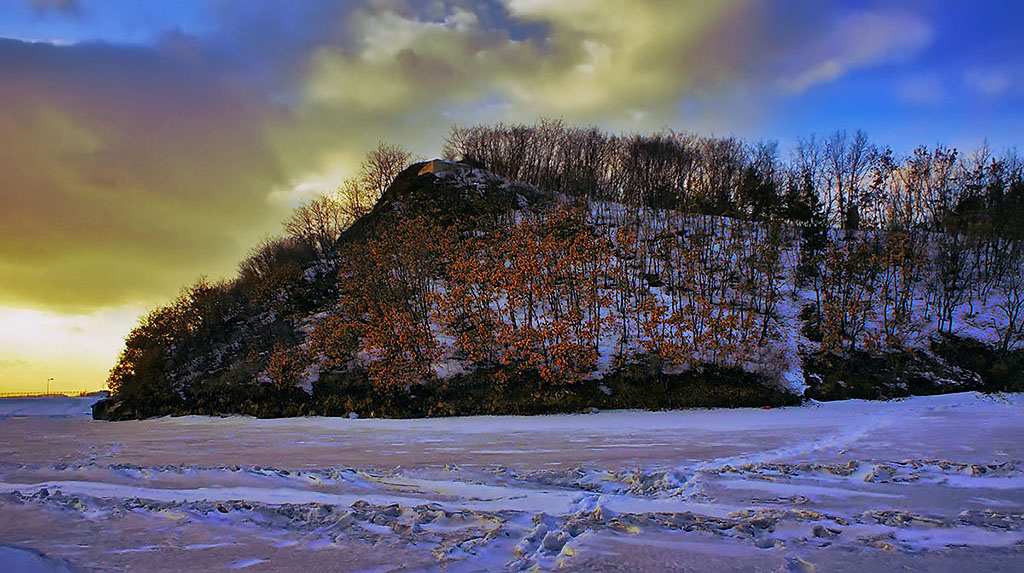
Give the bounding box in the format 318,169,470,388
0,305,142,393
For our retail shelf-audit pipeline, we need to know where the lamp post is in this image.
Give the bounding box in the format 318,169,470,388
47,377,53,395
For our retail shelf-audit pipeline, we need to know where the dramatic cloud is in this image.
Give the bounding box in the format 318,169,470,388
0,38,285,311
273,1,763,199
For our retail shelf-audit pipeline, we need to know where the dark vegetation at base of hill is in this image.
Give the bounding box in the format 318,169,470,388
804,335,1024,401
311,358,802,418
804,348,980,401
931,335,1024,393
93,358,799,420
93,334,1020,419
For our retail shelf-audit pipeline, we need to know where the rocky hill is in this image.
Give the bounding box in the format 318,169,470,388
93,144,1024,420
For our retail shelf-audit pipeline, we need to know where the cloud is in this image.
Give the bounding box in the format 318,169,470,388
783,59,844,94
0,38,285,311
779,10,933,93
496,0,738,116
276,0,749,195
284,0,941,194
964,68,1014,98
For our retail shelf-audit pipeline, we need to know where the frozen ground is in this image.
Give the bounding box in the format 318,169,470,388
0,393,1022,571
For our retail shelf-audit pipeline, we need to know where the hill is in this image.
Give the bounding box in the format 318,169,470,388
93,124,1024,420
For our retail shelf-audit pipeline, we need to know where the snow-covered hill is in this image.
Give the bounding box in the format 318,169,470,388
95,160,1024,420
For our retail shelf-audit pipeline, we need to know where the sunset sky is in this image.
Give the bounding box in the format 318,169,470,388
1,0,1023,393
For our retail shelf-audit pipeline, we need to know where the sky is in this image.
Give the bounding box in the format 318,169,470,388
1,0,1023,393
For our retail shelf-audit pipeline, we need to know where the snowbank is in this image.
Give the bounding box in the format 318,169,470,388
0,395,105,419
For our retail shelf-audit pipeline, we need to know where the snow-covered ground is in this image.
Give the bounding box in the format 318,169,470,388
1,393,1022,571
0,395,100,419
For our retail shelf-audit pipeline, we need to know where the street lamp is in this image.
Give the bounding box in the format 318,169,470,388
47,377,53,395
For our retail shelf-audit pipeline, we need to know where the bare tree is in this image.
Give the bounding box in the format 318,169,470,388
823,130,874,231
283,195,345,258
929,233,970,334
337,177,376,223
996,242,1024,352
360,142,412,198
239,236,315,281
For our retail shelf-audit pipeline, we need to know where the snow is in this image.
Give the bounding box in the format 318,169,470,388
226,558,268,569
0,395,101,419
0,544,75,572
1,392,1023,570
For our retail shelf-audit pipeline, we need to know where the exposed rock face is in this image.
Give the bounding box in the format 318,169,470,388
341,159,548,245
417,159,463,177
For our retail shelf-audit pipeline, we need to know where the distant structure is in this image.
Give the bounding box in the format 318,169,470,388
417,159,462,177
